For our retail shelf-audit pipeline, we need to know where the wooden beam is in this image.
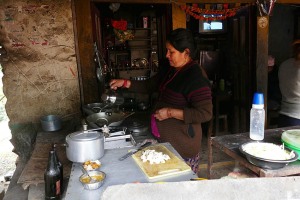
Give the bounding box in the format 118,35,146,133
73,0,100,105
91,0,300,4
256,16,269,106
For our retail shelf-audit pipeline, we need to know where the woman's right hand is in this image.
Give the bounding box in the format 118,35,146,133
109,79,130,90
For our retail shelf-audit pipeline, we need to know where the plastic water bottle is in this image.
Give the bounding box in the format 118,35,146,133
249,92,265,140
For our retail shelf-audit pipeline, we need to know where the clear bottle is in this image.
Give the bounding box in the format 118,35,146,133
249,92,265,140
44,150,61,200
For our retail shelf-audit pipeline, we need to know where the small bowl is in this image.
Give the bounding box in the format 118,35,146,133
239,141,299,170
79,171,106,190
82,160,102,171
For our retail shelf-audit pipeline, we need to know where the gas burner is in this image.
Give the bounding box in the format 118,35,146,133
124,119,149,136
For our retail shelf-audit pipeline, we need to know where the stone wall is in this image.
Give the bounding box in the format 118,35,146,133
0,0,80,159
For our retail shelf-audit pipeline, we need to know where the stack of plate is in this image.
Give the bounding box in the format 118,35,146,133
281,129,300,160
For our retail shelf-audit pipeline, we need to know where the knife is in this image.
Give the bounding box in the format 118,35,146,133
119,142,152,161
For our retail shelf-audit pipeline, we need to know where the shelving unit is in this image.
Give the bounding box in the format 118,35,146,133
103,16,159,80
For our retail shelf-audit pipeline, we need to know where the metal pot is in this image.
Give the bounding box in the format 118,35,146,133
86,112,134,128
40,115,62,131
65,129,104,163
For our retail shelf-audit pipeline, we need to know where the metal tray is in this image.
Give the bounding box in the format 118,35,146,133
239,141,299,170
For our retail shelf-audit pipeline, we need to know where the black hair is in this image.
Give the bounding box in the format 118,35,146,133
166,28,199,60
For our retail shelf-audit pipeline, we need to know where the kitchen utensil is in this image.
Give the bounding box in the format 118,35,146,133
86,112,134,128
119,141,152,161
239,141,298,170
101,89,124,105
131,144,191,180
65,129,105,163
40,115,62,132
82,103,112,115
125,119,149,136
81,166,97,183
79,170,106,190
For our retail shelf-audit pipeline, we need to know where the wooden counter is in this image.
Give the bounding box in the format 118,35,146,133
208,126,300,177
17,121,78,189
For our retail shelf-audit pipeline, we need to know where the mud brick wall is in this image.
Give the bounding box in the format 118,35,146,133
0,0,81,159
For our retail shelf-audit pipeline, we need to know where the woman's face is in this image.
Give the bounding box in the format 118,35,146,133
165,42,189,68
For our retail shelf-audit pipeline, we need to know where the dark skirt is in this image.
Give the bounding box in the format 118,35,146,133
278,114,300,127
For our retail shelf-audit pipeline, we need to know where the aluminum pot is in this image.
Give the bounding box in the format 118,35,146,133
65,129,104,163
40,115,62,131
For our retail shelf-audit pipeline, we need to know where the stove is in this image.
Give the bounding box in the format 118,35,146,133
122,119,149,137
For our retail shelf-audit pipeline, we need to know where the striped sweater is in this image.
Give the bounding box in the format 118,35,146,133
130,61,213,158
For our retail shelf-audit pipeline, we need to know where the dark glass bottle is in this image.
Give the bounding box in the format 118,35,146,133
44,150,61,200
53,144,64,194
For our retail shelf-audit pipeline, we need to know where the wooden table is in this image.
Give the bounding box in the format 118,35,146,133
208,126,300,178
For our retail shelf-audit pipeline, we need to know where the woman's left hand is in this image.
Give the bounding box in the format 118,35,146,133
154,108,170,121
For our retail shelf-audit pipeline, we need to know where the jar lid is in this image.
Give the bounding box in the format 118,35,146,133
68,130,102,141
281,129,300,148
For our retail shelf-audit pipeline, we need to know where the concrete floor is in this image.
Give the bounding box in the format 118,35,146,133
198,132,257,180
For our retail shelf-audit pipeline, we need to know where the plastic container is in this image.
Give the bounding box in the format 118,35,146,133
281,140,300,160
249,93,265,140
281,129,300,148
40,115,62,132
281,129,300,160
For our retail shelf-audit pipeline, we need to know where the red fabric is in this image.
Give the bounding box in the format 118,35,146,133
111,20,127,31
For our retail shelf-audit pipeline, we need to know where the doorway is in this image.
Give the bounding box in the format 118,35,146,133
0,64,18,192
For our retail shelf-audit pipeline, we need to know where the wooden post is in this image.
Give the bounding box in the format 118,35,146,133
256,16,269,106
256,16,269,127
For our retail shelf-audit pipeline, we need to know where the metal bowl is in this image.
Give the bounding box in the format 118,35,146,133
79,171,106,190
239,141,299,170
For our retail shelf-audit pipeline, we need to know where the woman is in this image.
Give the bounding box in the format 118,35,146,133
110,28,213,173
278,39,300,127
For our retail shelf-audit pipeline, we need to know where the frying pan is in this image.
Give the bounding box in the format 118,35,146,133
86,112,134,128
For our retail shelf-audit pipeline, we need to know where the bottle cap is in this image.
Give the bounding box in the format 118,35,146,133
252,92,264,105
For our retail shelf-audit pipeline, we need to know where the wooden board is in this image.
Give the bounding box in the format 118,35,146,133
132,144,191,180
18,142,72,189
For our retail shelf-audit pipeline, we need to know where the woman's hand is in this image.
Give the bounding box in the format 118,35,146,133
154,108,172,121
154,108,183,121
109,79,130,90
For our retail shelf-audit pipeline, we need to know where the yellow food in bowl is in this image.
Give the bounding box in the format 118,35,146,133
83,160,101,170
80,174,104,184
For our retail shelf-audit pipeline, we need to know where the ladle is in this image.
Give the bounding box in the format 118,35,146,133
81,166,97,183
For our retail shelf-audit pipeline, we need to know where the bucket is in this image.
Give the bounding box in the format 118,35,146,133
40,115,62,131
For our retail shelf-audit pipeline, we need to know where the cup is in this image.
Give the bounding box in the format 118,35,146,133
252,92,264,105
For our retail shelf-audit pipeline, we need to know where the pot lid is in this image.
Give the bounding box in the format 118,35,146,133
68,130,102,141
281,129,300,148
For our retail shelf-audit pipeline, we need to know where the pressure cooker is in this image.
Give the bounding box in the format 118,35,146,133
65,129,104,163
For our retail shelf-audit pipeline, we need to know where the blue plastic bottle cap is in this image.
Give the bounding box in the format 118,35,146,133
253,92,264,105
